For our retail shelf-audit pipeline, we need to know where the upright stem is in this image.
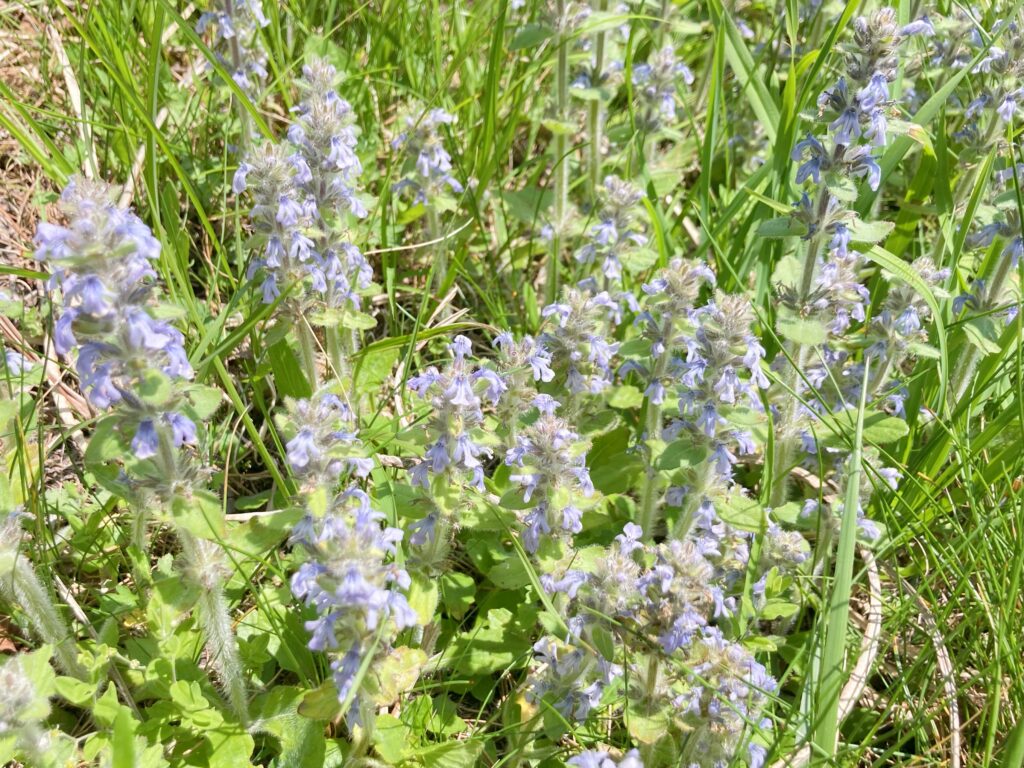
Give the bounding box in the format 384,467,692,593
637,317,675,540
587,0,607,202
297,318,320,391
769,194,827,508
547,2,570,305
178,530,250,724
0,552,86,680
951,252,1015,403
427,205,447,298
223,0,252,149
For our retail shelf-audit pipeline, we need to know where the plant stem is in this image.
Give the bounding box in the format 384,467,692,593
547,0,570,306
951,251,1015,404
223,0,251,149
587,0,607,202
637,316,675,540
427,204,447,300
178,530,250,724
297,317,320,391
0,550,86,680
769,195,827,508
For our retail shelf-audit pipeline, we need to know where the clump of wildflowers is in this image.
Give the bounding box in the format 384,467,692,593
575,176,649,284
407,335,504,493
541,288,621,398
33,177,195,465
492,331,555,430
35,177,249,721
505,394,594,552
196,0,270,94
233,142,319,306
290,487,418,720
278,388,372,494
538,523,781,768
632,46,694,132
287,58,374,351
391,107,464,206
526,635,620,722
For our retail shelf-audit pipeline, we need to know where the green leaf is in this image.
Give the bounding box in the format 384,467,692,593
268,337,313,399
450,608,533,676
168,490,226,539
608,384,644,409
963,316,1002,355
717,493,764,532
184,384,224,420
340,311,378,331
297,680,342,721
588,427,645,494
111,707,137,768
847,218,895,244
354,344,400,393
757,217,807,238
413,739,483,768
626,706,671,744
777,312,829,346
369,647,427,707
252,686,326,768
407,573,440,625
373,714,413,763
54,676,95,706
508,23,553,50
440,572,476,619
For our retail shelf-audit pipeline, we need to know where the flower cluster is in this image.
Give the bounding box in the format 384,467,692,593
505,394,594,551
279,388,372,493
541,288,621,396
196,0,270,94
34,177,195,461
632,46,694,131
391,107,464,205
667,292,767,484
234,142,319,304
575,176,648,283
536,523,781,768
290,487,417,719
407,335,504,491
526,635,621,722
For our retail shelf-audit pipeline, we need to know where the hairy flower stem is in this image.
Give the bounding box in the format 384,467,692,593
427,204,449,301
151,429,249,723
637,317,674,540
951,251,1016,404
223,0,252,148
178,530,250,723
547,0,570,306
587,0,607,202
769,196,828,508
0,546,86,680
297,318,321,391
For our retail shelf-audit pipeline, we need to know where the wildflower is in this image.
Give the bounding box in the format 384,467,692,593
277,388,370,493
575,176,648,282
196,0,270,93
291,487,417,718
633,46,694,130
505,395,593,551
408,335,502,492
391,107,464,204
541,288,622,396
34,177,196,461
